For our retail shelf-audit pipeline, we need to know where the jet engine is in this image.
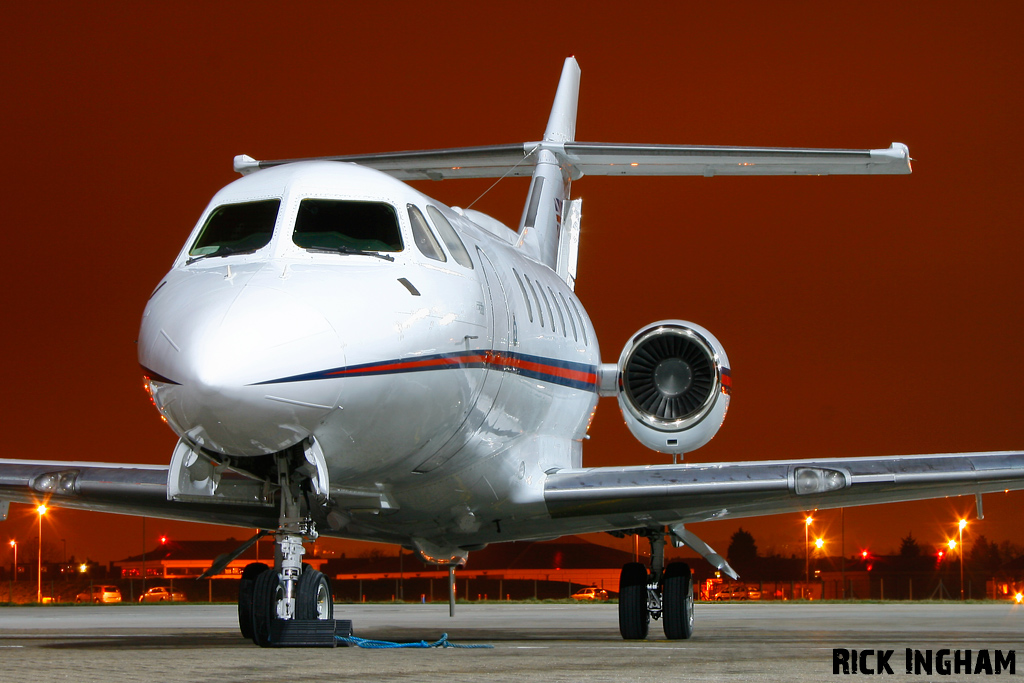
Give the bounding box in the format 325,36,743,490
610,320,731,456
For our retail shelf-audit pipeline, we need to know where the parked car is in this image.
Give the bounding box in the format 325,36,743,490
75,585,122,603
571,586,609,601
713,584,749,601
139,586,187,603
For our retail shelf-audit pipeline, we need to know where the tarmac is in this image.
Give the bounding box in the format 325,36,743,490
1,601,1021,682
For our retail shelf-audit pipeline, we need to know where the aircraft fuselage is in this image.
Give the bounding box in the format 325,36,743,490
139,161,600,551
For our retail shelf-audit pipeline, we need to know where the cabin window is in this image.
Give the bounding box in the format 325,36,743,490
427,206,473,269
189,199,280,257
407,205,446,262
293,199,403,252
512,269,533,323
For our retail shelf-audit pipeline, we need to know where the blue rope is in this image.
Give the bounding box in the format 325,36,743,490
337,633,493,649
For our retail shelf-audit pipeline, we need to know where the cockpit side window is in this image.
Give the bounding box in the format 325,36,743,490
293,199,403,252
426,206,473,269
407,205,446,262
189,199,280,257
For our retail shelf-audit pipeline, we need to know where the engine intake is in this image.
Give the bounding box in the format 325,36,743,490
613,321,730,455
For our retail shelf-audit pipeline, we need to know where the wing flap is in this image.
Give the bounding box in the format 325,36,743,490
544,451,1024,524
0,459,277,529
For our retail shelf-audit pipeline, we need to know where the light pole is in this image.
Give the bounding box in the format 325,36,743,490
958,518,967,601
840,508,845,599
36,505,47,603
804,515,813,598
8,540,15,582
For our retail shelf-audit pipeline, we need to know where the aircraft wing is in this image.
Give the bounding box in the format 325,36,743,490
235,141,911,181
544,451,1024,526
0,459,277,528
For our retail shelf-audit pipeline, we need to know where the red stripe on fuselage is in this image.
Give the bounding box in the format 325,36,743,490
324,354,489,377
494,353,597,385
320,351,597,386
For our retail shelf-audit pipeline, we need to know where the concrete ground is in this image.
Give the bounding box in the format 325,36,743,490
0,602,1021,682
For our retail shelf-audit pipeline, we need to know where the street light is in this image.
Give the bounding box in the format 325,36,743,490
958,518,967,601
36,504,47,603
804,515,813,599
8,540,16,582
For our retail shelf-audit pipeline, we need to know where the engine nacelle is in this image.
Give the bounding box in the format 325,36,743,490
610,320,731,456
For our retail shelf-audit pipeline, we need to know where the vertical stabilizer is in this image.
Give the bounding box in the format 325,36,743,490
544,58,581,143
518,58,581,267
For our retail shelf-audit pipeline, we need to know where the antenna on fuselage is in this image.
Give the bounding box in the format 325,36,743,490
448,564,457,617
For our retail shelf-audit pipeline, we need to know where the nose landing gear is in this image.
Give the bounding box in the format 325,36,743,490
238,449,338,647
617,529,694,641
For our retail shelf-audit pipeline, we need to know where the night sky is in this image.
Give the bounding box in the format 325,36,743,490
2,3,1022,566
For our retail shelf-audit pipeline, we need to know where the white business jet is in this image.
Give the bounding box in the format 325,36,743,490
2,58,1022,645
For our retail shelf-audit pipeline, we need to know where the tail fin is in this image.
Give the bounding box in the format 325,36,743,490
517,57,581,268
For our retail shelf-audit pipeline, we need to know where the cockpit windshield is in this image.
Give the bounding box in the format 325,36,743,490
293,199,403,253
189,199,280,258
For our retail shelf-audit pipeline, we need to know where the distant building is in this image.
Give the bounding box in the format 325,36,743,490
326,535,638,601
114,538,327,579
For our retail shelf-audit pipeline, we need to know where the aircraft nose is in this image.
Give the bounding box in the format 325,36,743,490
140,279,343,456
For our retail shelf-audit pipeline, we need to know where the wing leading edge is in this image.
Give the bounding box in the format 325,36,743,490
543,451,1024,526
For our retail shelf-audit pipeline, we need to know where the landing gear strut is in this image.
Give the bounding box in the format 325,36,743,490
239,448,334,647
617,528,693,640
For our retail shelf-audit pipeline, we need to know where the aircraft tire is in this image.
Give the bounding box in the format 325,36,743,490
295,568,333,620
618,562,650,640
662,562,694,640
251,569,283,647
237,562,269,640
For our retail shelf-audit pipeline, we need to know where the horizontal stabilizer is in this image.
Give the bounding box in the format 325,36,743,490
236,141,911,180
559,141,912,177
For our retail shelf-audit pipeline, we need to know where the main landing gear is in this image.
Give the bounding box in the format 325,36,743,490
618,529,694,641
237,449,336,647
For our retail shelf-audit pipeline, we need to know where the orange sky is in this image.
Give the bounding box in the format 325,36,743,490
2,2,1022,565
